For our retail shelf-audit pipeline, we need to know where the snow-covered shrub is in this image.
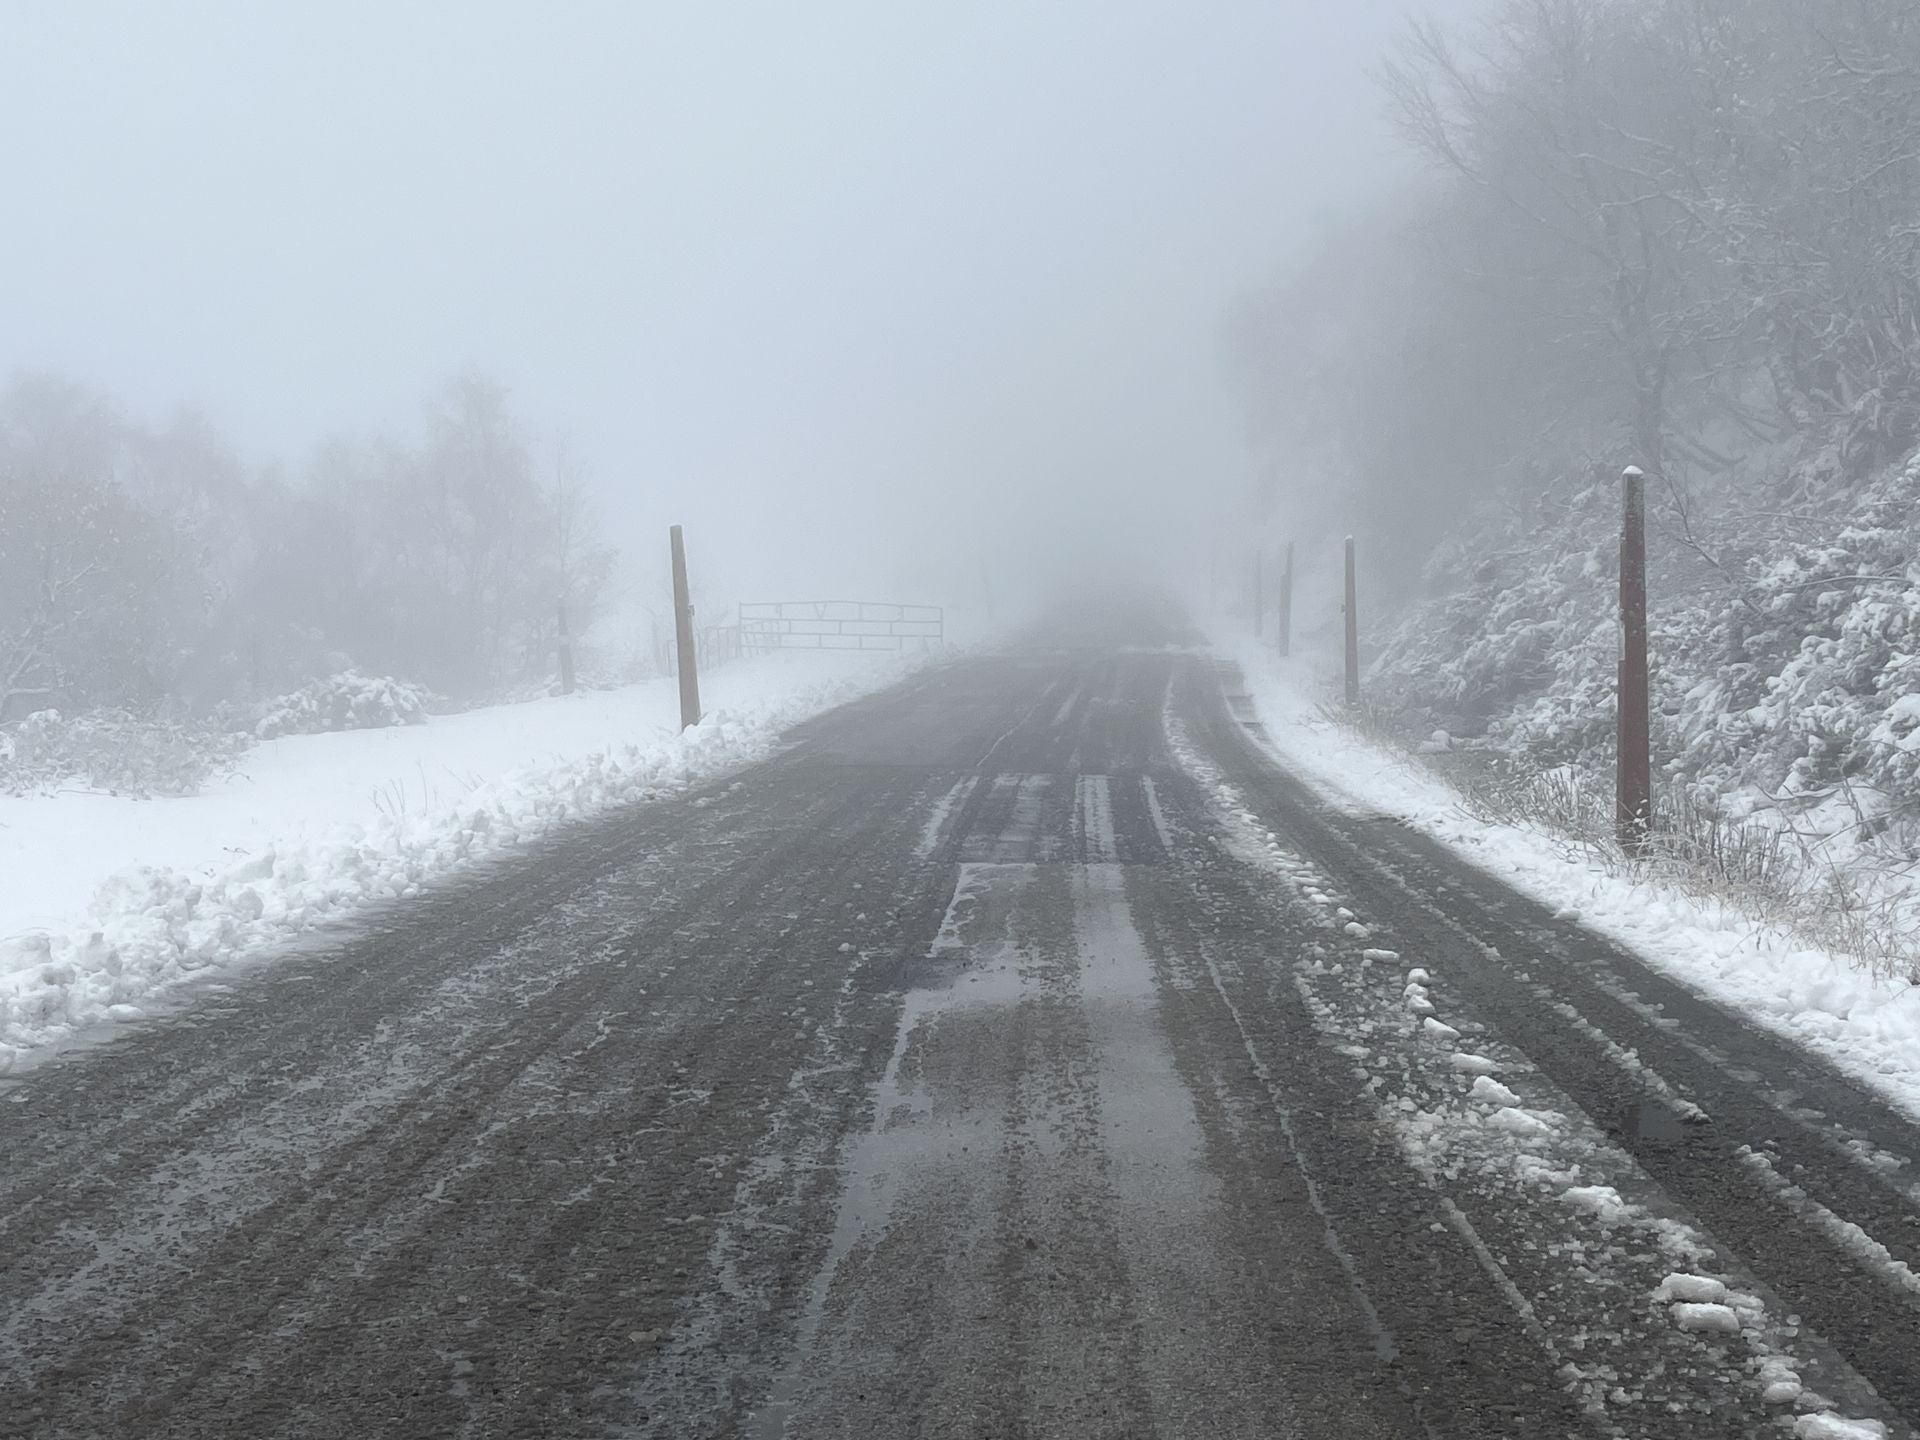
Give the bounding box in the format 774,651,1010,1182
0,708,245,798
1371,487,1623,768
252,671,433,740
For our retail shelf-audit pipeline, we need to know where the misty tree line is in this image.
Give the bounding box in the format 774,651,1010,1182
1223,0,1920,872
1231,0,1920,584
0,374,615,726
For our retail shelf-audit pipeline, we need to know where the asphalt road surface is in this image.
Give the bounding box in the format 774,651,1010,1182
4,601,1919,1439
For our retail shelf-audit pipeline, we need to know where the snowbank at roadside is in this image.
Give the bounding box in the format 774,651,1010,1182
1222,634,1920,1127
0,648,922,1073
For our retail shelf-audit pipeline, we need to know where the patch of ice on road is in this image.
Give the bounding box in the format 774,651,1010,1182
1139,775,1176,854
917,775,979,859
1469,1076,1521,1107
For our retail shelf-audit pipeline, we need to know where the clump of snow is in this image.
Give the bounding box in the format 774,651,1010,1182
1468,1075,1520,1106
1757,1355,1805,1406
1654,1273,1729,1305
1670,1302,1743,1335
1487,1108,1554,1138
1795,1414,1888,1440
1558,1184,1630,1222
1421,1016,1461,1041
1448,1052,1499,1075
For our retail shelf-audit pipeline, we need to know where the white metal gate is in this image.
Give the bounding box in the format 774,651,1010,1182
738,601,944,652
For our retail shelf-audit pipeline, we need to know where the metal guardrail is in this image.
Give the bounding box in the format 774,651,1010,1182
738,601,944,651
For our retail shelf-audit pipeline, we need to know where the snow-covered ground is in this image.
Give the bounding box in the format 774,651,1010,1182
1222,634,1920,1128
0,648,927,1074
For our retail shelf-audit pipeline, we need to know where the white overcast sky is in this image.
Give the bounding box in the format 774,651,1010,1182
0,1,1478,604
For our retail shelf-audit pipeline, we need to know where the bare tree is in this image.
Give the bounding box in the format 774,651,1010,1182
0,470,188,722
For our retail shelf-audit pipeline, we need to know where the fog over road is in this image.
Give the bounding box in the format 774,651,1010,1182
3,602,1919,1439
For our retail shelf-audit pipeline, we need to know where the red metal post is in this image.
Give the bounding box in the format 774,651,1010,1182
1616,467,1652,851
671,525,702,731
1343,536,1359,706
1278,541,1294,657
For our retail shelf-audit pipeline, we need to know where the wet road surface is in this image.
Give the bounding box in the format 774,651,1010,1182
3,606,1919,1438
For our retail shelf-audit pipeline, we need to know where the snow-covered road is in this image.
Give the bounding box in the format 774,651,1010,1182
0,603,1915,1438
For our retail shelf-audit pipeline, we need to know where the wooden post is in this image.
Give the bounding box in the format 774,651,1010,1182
1254,550,1265,639
1343,536,1359,706
1616,467,1652,851
1278,542,1294,657
556,597,577,695
670,525,701,731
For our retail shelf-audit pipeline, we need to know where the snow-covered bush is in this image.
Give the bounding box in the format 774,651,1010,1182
0,709,245,798
252,671,433,740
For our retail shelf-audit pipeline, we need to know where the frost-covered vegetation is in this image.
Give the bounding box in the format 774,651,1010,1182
1377,450,1920,816
0,709,244,798
1232,0,1920,968
250,672,434,740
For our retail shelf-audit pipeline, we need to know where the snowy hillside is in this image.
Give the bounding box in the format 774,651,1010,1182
1376,448,1920,810
1311,440,1920,986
